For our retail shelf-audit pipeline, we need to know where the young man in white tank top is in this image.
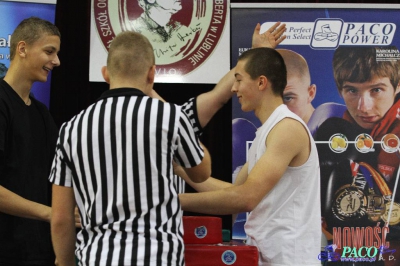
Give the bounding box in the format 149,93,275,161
180,47,321,266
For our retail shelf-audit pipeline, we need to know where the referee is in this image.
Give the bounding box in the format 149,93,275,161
49,31,211,266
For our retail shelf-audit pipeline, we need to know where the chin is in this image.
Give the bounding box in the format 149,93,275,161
356,121,375,130
241,106,251,113
38,76,48,83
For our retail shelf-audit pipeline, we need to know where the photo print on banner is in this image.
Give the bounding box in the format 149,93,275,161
231,4,400,264
92,0,228,83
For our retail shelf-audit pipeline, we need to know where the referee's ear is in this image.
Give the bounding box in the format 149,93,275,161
101,66,110,84
147,65,156,85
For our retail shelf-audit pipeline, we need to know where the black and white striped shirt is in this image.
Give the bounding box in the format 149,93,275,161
181,97,202,137
175,97,203,194
49,88,204,266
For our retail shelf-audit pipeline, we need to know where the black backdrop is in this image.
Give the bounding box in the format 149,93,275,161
50,0,391,232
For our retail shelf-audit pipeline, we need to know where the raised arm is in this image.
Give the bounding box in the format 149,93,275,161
149,22,286,130
196,22,287,128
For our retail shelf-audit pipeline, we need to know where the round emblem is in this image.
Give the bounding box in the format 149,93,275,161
381,133,400,153
381,201,400,225
194,225,207,239
354,133,374,153
333,185,367,221
329,133,348,153
221,250,237,265
93,0,227,78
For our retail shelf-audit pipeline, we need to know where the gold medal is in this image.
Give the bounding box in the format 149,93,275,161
358,162,399,225
333,185,367,221
358,164,386,222
381,201,400,225
366,192,386,222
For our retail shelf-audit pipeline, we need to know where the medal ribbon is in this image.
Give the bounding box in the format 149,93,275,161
359,162,391,198
359,165,377,192
350,160,359,178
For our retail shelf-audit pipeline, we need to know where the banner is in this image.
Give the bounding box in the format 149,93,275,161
3,0,56,3
0,0,57,108
231,3,400,263
89,0,230,83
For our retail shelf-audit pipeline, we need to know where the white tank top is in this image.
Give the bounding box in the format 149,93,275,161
245,104,321,266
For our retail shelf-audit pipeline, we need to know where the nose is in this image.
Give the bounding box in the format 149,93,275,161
357,94,373,113
231,83,238,93
52,54,61,67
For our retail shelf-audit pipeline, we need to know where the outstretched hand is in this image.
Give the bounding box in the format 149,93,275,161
252,22,286,49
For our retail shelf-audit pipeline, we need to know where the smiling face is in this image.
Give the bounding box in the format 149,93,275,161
232,59,260,112
23,34,60,83
340,76,399,129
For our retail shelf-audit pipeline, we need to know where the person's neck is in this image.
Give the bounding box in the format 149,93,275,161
147,7,173,27
255,97,284,125
302,105,315,124
3,67,33,104
110,81,152,96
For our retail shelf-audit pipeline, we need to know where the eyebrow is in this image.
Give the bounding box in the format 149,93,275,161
283,91,297,95
342,82,389,89
283,91,297,96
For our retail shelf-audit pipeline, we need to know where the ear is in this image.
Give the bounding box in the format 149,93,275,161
307,84,317,103
147,65,156,85
258,75,268,91
101,66,110,84
17,41,27,58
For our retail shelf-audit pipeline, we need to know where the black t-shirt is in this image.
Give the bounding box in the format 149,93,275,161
0,79,58,265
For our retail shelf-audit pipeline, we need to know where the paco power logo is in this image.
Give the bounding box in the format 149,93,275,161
93,0,227,78
319,244,396,263
260,19,396,50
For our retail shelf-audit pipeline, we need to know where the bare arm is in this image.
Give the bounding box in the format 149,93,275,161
195,22,286,128
176,161,249,227
175,161,249,192
181,143,212,184
231,163,249,223
232,162,249,186
179,119,309,215
0,185,51,222
174,162,232,192
149,22,286,129
51,184,76,266
175,161,249,225
182,144,212,183
196,22,287,128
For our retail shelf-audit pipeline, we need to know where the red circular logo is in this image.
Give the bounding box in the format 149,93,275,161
93,0,227,78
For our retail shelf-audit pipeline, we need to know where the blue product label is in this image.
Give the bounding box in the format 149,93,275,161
222,250,237,265
195,225,207,239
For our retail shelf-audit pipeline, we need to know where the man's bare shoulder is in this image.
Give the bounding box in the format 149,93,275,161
267,117,310,149
270,118,311,166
